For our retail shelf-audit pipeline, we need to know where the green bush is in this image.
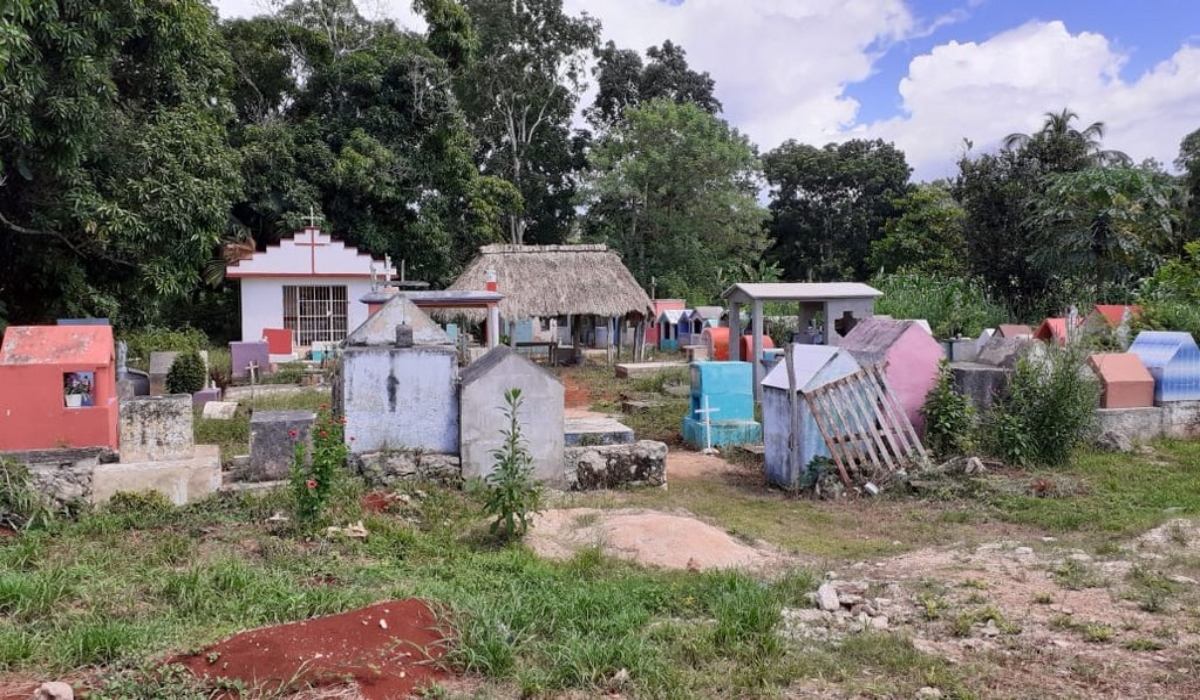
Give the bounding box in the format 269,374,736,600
483,389,543,540
290,407,348,527
120,328,208,372
873,271,1009,339
921,361,976,459
166,350,207,395
981,345,1100,466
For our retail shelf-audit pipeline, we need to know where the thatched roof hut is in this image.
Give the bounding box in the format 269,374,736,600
447,244,653,321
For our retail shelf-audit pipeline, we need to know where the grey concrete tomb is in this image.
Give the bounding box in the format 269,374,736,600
245,410,317,482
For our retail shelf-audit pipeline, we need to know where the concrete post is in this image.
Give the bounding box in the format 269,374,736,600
729,302,742,362
752,299,764,401
486,305,500,349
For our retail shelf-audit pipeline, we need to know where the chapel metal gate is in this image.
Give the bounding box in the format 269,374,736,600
804,364,929,488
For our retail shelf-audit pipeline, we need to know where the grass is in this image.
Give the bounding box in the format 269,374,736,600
984,441,1200,536
3,479,949,697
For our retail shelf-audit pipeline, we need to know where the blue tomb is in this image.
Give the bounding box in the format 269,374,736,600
1129,331,1200,403
681,361,762,449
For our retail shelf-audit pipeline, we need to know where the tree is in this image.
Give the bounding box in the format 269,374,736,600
957,109,1139,317
587,40,720,128
0,0,242,325
1027,165,1181,299
456,0,600,244
580,99,767,303
1176,127,1200,240
1003,108,1129,170
868,183,967,276
764,139,912,281
223,0,499,285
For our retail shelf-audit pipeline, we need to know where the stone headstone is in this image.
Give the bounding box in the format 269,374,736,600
148,350,209,395
975,336,1028,369
119,395,194,463
192,386,221,408
202,401,240,420
231,341,270,379
246,410,317,482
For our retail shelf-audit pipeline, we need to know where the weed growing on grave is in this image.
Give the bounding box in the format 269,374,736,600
0,457,56,531
289,406,348,527
88,662,244,699
981,345,1100,467
921,360,976,459
482,389,542,540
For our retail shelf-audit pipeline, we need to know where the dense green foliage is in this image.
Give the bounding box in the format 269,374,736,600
873,272,1009,339
581,99,767,303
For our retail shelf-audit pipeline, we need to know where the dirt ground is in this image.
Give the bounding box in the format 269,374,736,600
530,451,1200,699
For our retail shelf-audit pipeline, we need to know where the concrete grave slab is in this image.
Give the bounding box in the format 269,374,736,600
202,401,240,420
92,444,221,506
565,416,635,446
230,341,270,379
246,410,316,482
1089,353,1155,409
193,386,220,408
614,361,688,378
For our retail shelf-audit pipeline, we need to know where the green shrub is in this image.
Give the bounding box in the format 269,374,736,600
921,361,976,459
981,345,1100,466
483,389,543,540
873,271,1009,339
166,350,207,395
120,328,208,372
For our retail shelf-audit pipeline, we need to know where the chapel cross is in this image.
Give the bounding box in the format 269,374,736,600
302,207,322,228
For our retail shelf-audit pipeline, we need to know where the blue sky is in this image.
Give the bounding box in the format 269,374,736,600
215,0,1200,181
849,0,1200,126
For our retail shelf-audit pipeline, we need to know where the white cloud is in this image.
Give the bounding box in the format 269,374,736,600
561,0,915,147
861,21,1200,180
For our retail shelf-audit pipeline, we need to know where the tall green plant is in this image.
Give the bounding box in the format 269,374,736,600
982,345,1100,466
483,389,542,540
289,407,349,527
920,361,976,459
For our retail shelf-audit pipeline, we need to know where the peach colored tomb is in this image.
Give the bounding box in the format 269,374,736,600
1088,353,1154,409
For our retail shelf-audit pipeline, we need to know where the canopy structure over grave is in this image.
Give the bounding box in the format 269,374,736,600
647,299,686,349
226,225,395,347
1129,331,1200,403
446,245,652,347
722,282,882,399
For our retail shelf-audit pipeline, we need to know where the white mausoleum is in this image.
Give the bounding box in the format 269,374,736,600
226,226,395,346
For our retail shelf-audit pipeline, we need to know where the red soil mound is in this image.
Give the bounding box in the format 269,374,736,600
175,600,449,699
561,371,591,408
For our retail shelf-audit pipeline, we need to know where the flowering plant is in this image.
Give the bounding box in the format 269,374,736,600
289,406,349,526
64,374,91,396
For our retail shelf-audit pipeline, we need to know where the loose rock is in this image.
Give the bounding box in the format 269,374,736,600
817,583,841,612
32,682,74,700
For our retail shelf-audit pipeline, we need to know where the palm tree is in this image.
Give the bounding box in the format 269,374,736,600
1002,108,1129,168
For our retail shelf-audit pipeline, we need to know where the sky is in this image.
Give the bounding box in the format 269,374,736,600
213,0,1200,182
